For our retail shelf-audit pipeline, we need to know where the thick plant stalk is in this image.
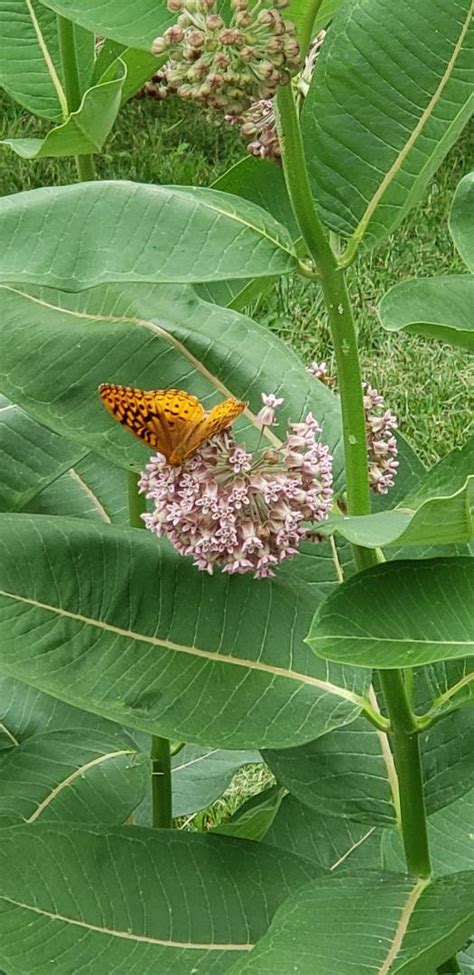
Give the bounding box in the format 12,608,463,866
57,14,96,181
128,472,173,829
276,84,433,877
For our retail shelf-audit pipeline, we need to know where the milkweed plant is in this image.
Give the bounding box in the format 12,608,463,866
0,0,472,973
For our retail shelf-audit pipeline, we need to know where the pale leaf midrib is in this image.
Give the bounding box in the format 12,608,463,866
0,589,359,704
0,895,254,950
377,878,430,975
0,286,282,449
68,468,111,523
344,0,474,256
26,749,131,823
24,0,68,118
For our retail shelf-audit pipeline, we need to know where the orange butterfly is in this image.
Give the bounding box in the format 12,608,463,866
98,384,247,465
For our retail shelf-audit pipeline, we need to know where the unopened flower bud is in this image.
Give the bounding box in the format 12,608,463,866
240,44,256,62
207,71,225,87
220,27,243,45
187,28,205,47
151,36,168,54
231,0,249,10
206,13,224,29
235,11,252,27
164,24,184,45
214,51,231,68
167,0,183,10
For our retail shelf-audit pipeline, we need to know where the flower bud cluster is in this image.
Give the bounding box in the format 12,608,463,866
308,362,399,496
363,383,399,495
139,393,333,579
228,29,325,159
151,0,300,116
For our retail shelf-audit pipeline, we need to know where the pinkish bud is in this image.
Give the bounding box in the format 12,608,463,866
167,0,183,10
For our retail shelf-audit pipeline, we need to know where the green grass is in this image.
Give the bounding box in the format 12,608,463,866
0,90,472,469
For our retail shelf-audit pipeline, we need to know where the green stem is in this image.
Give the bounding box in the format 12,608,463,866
57,14,96,181
276,84,371,534
378,669,431,877
127,471,173,828
277,81,432,879
151,734,172,828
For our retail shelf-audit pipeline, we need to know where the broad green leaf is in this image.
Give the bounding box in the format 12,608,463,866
320,480,473,548
308,557,474,668
1,60,126,158
0,728,147,826
302,0,474,255
134,744,261,823
0,514,369,749
0,281,343,480
212,157,299,241
0,673,130,747
214,786,286,842
0,0,94,120
0,182,297,288
38,0,176,49
0,823,313,974
264,717,398,827
265,705,474,826
200,156,300,309
0,395,87,512
378,275,474,352
24,452,129,524
384,786,474,878
229,871,474,975
450,172,474,271
263,793,383,870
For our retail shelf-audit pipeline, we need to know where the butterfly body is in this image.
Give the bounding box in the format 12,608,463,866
98,384,246,464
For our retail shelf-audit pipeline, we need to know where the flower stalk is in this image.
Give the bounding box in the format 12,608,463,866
276,78,433,879
128,472,173,829
56,14,96,181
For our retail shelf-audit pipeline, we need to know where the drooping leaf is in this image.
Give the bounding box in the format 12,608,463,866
0,514,369,749
263,793,383,870
0,823,313,974
302,0,474,255
93,40,157,101
378,275,474,351
0,0,94,119
449,172,474,271
307,557,474,668
229,871,474,975
214,786,286,842
1,60,126,158
0,395,87,512
134,744,262,823
320,480,473,549
0,182,297,289
0,281,343,480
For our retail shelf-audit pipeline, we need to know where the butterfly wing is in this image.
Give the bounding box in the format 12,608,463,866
98,384,205,462
170,396,246,464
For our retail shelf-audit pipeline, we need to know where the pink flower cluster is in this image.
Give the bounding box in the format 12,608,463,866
139,395,333,579
363,382,399,495
308,361,399,496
